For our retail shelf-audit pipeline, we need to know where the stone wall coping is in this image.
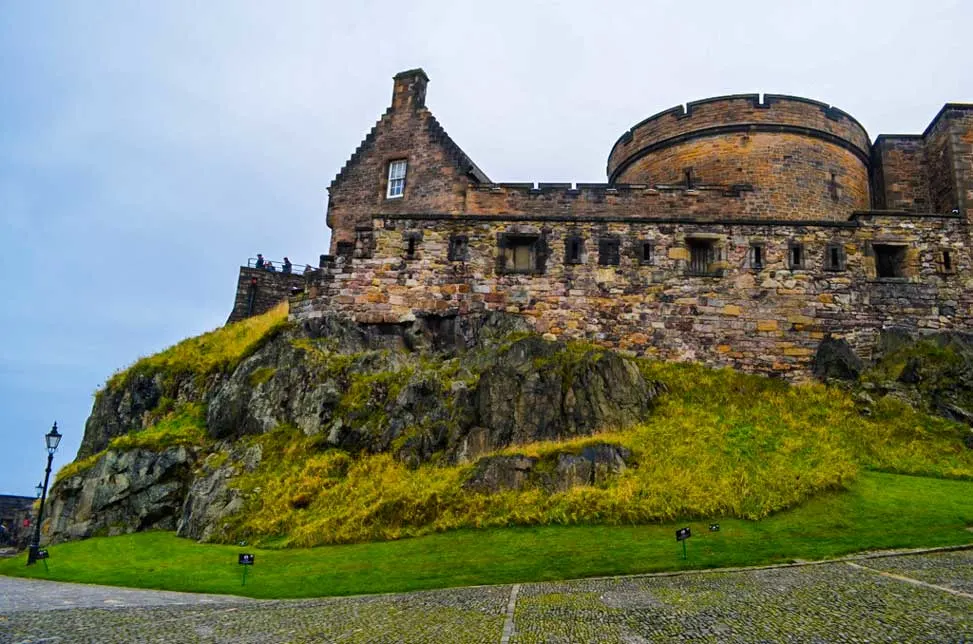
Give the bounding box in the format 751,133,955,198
850,210,964,220
375,211,962,228
377,213,861,228
923,102,973,138
239,266,307,281
608,93,870,172
873,134,925,143
474,182,752,198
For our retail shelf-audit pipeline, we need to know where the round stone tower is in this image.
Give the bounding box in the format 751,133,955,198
607,94,871,221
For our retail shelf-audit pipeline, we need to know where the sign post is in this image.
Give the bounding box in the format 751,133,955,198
675,527,691,560
238,553,254,586
36,549,49,573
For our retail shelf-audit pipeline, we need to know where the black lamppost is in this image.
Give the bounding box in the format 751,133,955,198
27,422,61,566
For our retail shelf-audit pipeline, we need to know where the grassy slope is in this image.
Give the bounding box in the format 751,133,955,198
225,360,973,547
1,472,970,598
51,305,973,548
105,301,289,391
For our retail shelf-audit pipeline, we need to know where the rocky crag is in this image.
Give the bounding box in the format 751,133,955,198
45,305,973,547
46,311,660,543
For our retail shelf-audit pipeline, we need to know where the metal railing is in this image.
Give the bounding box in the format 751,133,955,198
245,257,316,275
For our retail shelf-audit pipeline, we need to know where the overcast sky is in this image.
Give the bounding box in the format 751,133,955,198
2,0,971,495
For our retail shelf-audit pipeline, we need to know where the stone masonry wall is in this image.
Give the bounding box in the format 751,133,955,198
463,183,758,219
612,132,870,221
326,70,485,250
871,136,930,211
293,213,971,379
227,267,305,324
607,95,870,179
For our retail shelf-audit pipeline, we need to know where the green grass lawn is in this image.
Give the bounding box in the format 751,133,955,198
1,471,971,599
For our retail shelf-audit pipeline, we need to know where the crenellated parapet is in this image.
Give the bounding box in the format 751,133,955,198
463,181,755,220
606,94,873,222
608,94,871,179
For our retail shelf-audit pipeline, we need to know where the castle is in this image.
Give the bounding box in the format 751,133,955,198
231,69,973,378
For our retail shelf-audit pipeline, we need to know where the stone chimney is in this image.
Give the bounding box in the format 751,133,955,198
391,68,428,111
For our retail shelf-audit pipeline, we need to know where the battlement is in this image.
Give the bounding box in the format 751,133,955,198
607,94,871,183
463,180,755,220
473,181,751,196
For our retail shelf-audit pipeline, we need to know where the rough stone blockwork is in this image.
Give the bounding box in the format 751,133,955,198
287,70,973,378
295,212,969,378
226,267,305,324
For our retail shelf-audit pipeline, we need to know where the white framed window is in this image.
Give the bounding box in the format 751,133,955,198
387,159,407,198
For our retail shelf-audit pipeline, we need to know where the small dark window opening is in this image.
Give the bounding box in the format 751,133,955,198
687,239,717,275
943,250,953,272
448,235,469,262
826,243,845,271
565,237,583,264
750,244,764,270
684,168,695,189
829,172,840,202
873,244,907,278
336,241,355,258
406,237,417,258
639,241,653,265
599,237,621,266
788,243,805,269
499,234,542,273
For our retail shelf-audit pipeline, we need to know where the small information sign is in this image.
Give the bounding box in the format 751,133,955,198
238,553,254,586
36,549,49,560
675,527,691,560
709,523,720,532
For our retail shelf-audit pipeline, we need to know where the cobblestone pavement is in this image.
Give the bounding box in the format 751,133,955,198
1,550,971,643
860,549,973,595
0,576,253,613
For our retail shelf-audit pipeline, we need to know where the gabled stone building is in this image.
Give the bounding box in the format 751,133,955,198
279,69,973,377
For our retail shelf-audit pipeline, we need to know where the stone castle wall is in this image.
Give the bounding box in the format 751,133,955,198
293,211,970,378
605,95,872,223
227,267,305,324
275,71,973,377
871,105,973,217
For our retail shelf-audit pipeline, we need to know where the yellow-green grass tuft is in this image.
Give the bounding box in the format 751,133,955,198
105,302,289,391
54,453,103,483
222,359,973,548
54,404,209,484
107,403,208,452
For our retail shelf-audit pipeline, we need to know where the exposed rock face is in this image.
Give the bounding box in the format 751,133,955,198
813,336,864,381
78,374,164,458
464,444,632,493
78,371,224,459
46,446,196,542
52,312,660,544
206,315,657,462
473,337,656,448
177,444,262,542
865,330,973,428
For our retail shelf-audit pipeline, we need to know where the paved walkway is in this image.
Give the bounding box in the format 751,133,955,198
1,549,971,643
0,576,253,613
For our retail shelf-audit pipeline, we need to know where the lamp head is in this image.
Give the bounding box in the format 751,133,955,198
46,422,61,453
35,482,43,499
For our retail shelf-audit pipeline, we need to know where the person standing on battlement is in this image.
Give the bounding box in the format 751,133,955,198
255,253,265,269
283,257,292,274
